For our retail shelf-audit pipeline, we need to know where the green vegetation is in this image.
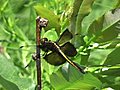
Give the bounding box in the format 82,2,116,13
0,0,120,90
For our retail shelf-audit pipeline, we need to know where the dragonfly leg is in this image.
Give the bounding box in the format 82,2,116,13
25,60,33,68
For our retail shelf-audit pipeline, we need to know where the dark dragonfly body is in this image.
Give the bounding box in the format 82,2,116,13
39,29,85,74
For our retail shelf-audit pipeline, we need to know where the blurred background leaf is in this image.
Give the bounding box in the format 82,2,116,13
0,54,33,90
34,4,61,35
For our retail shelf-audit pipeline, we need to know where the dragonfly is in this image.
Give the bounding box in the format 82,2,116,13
0,29,84,74
32,29,85,74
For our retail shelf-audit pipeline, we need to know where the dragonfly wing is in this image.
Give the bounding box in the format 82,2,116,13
56,29,73,45
61,42,77,57
44,52,66,66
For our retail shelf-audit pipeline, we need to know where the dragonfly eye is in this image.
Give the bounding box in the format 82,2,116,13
41,38,48,44
43,38,48,41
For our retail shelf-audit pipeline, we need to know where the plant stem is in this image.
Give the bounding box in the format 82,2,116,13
35,16,48,90
36,16,41,90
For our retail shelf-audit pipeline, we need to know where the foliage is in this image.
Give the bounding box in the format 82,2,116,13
0,0,120,90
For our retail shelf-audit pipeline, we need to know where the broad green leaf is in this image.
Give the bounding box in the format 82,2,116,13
88,49,113,65
98,68,120,90
43,29,58,41
0,75,19,90
70,0,82,34
97,75,119,90
81,0,118,35
86,9,120,43
103,9,120,31
104,47,120,65
50,65,102,90
0,55,33,90
95,9,120,42
70,0,83,47
76,0,95,34
34,4,61,35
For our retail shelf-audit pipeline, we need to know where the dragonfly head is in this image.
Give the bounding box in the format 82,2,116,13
41,38,48,44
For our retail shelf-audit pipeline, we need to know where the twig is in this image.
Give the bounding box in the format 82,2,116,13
35,16,48,90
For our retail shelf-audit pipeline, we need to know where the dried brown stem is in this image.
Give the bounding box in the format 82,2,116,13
35,16,48,90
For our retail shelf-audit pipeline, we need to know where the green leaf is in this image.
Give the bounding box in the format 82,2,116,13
104,47,120,65
43,29,58,41
69,0,83,34
0,55,33,90
95,9,120,42
107,39,120,49
81,0,118,35
80,49,90,65
88,49,112,65
0,24,11,40
34,4,61,35
76,0,94,34
98,68,120,90
101,68,120,76
50,65,102,90
0,75,19,90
